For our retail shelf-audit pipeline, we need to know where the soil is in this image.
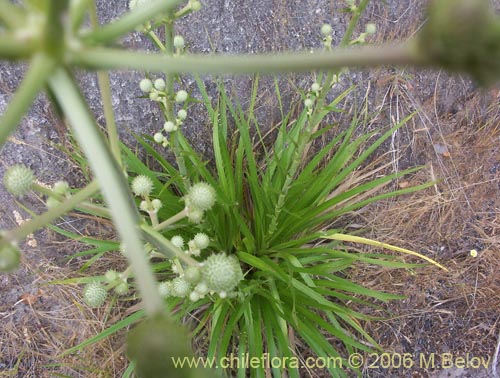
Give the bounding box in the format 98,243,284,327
0,1,499,377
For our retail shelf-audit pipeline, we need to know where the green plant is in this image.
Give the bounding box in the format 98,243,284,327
1,0,498,377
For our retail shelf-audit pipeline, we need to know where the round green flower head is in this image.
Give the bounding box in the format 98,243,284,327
365,23,376,35
0,241,20,273
190,0,202,12
186,182,216,211
175,90,188,103
139,78,153,93
154,78,166,91
153,132,164,143
105,270,119,283
187,208,204,224
171,235,184,249
184,266,201,285
201,253,243,294
321,23,333,36
172,277,191,298
131,175,153,197
177,109,187,121
173,35,185,49
4,164,34,197
158,281,172,298
83,282,107,308
193,233,210,249
114,281,129,295
163,121,176,133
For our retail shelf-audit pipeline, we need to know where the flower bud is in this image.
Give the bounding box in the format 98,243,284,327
304,98,314,108
184,266,201,285
193,233,210,249
83,282,107,308
139,78,153,93
164,121,176,133
321,24,332,36
153,132,164,143
172,277,191,298
189,291,200,302
131,175,153,197
177,109,187,121
4,164,34,197
158,281,172,298
154,78,166,91
201,253,243,294
171,235,184,249
175,90,188,103
151,198,162,211
190,0,202,11
311,82,320,92
114,281,129,295
186,182,216,211
173,35,185,49
187,209,204,224
105,270,119,283
365,23,376,35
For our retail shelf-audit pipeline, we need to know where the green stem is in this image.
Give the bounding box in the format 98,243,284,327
268,0,374,237
0,53,55,148
0,0,26,30
90,2,123,168
147,30,166,52
140,223,199,266
31,182,111,218
44,0,68,60
80,0,183,44
68,43,424,74
3,181,100,243
48,68,164,317
340,0,371,47
0,34,36,60
163,12,189,189
70,0,94,32
154,208,187,231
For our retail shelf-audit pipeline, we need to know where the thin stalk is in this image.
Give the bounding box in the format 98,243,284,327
154,208,187,231
48,68,164,317
80,0,183,44
164,15,175,123
31,182,111,218
90,2,123,168
140,223,199,266
70,0,94,32
267,0,373,237
0,53,55,148
68,43,424,74
163,12,189,189
3,181,100,243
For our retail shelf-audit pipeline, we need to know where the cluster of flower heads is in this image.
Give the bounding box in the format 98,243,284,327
83,270,130,308
159,252,243,301
139,76,189,148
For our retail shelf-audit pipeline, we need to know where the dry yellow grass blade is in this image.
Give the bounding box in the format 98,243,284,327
323,233,449,272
